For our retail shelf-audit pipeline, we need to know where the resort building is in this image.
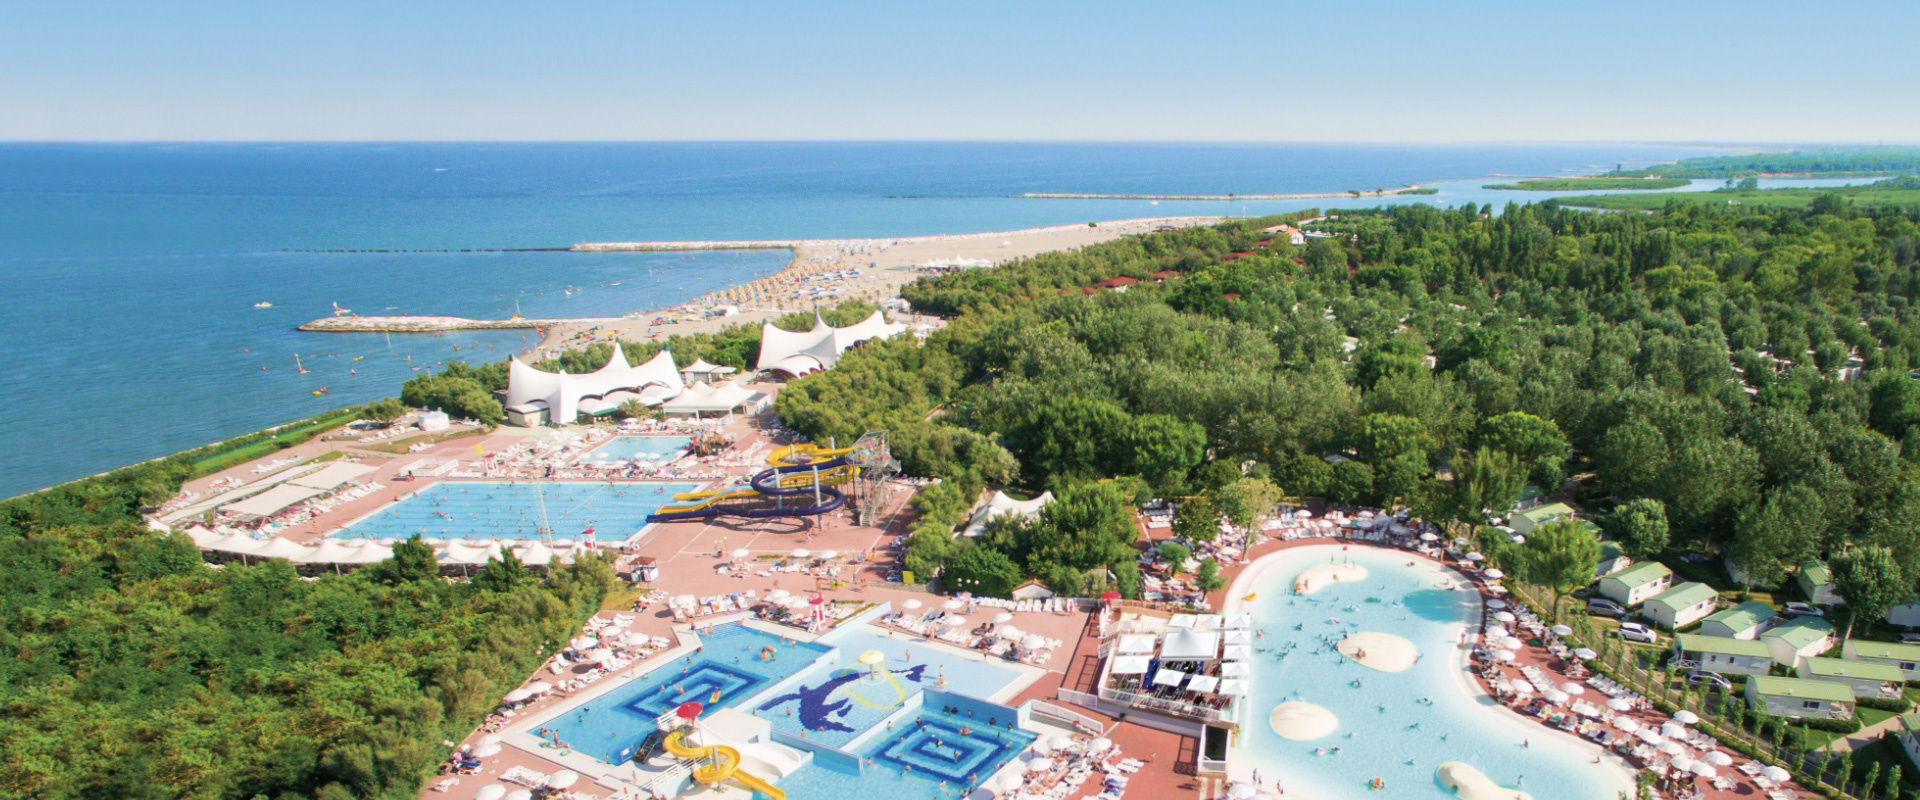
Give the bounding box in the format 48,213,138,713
1897,714,1920,773
1641,582,1719,629
1796,560,1843,606
1510,502,1575,534
1670,633,1773,677
755,311,908,377
1596,561,1674,607
504,347,685,426
1760,617,1838,668
1841,640,1920,681
1798,656,1905,700
1697,601,1779,640
1746,675,1855,721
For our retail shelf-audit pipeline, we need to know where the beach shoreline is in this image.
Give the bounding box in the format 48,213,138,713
527,215,1225,353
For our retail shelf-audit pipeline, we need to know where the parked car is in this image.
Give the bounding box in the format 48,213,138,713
1782,602,1825,618
1901,632,1920,645
1685,670,1733,692
1586,598,1628,619
1618,622,1658,644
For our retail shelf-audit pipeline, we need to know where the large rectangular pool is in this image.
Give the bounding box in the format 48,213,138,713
539,623,831,765
337,481,704,542
751,629,1025,748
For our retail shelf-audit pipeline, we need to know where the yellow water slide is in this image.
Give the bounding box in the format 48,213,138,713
768,444,854,466
660,732,785,800
653,465,860,515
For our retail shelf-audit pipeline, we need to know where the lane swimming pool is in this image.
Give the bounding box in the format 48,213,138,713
753,629,1026,748
1226,546,1632,799
538,623,830,765
338,480,703,542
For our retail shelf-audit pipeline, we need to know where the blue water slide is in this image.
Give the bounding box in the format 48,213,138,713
644,459,850,522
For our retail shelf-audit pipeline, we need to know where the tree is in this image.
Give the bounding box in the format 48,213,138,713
1196,557,1225,592
1327,461,1375,505
1516,519,1603,621
1213,476,1284,529
1831,546,1908,642
1173,495,1219,543
1477,411,1570,466
365,534,439,584
1448,446,1526,528
361,396,406,423
1603,499,1670,560
1594,417,1667,498
1122,414,1206,489
1353,413,1431,464
945,544,1023,598
1156,541,1192,571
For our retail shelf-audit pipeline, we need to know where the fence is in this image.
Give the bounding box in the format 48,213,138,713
1504,581,1869,799
1030,700,1105,735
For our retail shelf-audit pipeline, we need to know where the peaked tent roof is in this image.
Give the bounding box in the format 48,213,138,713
961,490,1056,537
661,380,758,413
755,311,909,375
505,346,684,425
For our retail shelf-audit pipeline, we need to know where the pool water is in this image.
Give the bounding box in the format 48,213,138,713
775,709,1036,800
754,629,1025,747
1229,546,1630,799
539,623,831,764
338,480,703,541
586,436,695,463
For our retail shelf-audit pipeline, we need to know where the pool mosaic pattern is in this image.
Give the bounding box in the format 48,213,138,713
773,709,1035,800
585,436,694,463
753,629,1025,747
339,480,703,541
538,623,829,764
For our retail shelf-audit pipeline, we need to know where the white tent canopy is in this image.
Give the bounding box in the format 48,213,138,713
1159,629,1221,660
960,490,1056,538
505,346,684,425
222,484,326,519
1151,667,1188,687
1110,655,1151,675
756,311,909,376
284,461,376,491
1116,634,1157,654
661,380,758,415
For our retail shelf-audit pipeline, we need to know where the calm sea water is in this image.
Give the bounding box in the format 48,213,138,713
0,142,1842,497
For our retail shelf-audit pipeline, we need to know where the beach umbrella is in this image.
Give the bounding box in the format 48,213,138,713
1550,624,1573,636
1027,757,1052,773
1576,702,1604,718
474,787,506,800
1689,762,1716,779
901,598,922,610
767,589,791,603
1673,710,1700,725
1510,679,1535,693
996,772,1024,791
1465,552,1485,562
503,688,533,703
1486,599,1507,609
1612,717,1640,733
1661,721,1688,739
1451,537,1470,548
1482,568,1505,580
1701,751,1732,766
1670,754,1695,772
1486,585,1507,595
1501,636,1525,649
1047,735,1075,753
527,681,552,694
1296,510,1314,519
1493,649,1516,662
503,791,533,800
791,548,810,559
818,550,839,560
993,612,1015,624
1636,728,1664,745
1763,766,1791,782
476,733,502,747
1573,648,1598,660
941,614,968,627
999,625,1025,641
1560,682,1586,696
1494,611,1516,622
1544,689,1570,704
943,599,966,611
571,636,600,651
1608,698,1635,712
731,548,750,559
586,648,614,663
1088,737,1113,754
1227,783,1257,800
1659,740,1686,757
470,742,502,758
1420,532,1439,542
1023,634,1048,650
546,770,580,789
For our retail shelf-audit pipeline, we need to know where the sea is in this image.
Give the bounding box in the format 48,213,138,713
0,142,1874,498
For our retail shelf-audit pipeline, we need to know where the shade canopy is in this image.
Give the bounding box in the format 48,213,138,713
1219,678,1249,696
546,771,579,789
1110,655,1151,675
474,787,506,800
1186,675,1220,693
1151,667,1188,687
1673,710,1700,724
1116,634,1156,654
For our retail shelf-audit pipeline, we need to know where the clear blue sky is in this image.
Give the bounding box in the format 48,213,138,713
3,0,1915,142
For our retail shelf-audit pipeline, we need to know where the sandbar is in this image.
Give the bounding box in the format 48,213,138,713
1292,563,1366,594
1268,702,1338,740
1437,762,1531,800
1337,632,1418,672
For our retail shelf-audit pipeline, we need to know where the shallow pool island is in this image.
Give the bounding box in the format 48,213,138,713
1213,546,1635,800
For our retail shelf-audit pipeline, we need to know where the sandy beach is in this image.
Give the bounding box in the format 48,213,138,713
532,216,1222,353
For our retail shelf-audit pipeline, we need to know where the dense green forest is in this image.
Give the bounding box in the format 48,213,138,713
1551,181,1920,213
1612,146,1920,179
0,461,618,799
774,198,1920,608
1485,177,1690,191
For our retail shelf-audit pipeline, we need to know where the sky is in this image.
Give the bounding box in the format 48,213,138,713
3,0,1916,142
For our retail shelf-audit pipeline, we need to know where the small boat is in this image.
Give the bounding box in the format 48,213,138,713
253,301,272,308
351,356,363,362
295,353,310,374
312,387,329,396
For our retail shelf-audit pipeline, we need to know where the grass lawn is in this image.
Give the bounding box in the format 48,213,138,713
1487,177,1691,191
1550,185,1920,211
1841,737,1920,796
358,426,487,454
600,586,642,612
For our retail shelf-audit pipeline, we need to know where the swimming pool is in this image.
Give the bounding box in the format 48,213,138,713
1226,546,1632,799
337,480,703,542
774,708,1036,800
753,629,1026,748
538,623,831,764
585,436,695,463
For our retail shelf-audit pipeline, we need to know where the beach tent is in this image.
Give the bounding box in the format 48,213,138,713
1159,630,1220,660
505,346,684,426
1151,667,1188,688
249,537,319,562
680,358,738,385
755,311,908,377
204,532,264,557
222,484,326,520
661,380,759,417
515,542,556,567
1116,634,1157,654
1110,655,1151,675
